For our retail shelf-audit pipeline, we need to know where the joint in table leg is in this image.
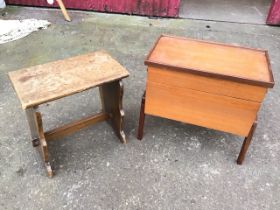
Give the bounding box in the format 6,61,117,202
32,139,40,147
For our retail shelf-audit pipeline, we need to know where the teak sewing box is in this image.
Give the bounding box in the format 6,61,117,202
137,35,274,164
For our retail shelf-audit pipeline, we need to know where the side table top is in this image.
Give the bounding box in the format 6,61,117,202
145,35,274,88
9,51,129,109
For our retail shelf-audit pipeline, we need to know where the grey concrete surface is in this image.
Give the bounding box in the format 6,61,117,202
180,0,271,24
0,6,280,210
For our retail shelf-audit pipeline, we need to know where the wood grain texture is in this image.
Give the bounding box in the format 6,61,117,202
237,121,258,164
146,35,274,88
147,67,267,102
34,112,49,162
25,107,39,141
99,80,126,143
45,112,109,141
145,81,261,136
137,92,146,140
34,111,53,177
9,51,129,109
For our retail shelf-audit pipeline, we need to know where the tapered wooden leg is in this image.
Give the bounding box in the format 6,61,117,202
99,80,126,143
237,121,258,165
56,0,71,22
34,112,54,177
137,92,146,140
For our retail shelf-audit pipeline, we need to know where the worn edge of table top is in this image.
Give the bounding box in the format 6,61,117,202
145,34,275,88
8,51,129,109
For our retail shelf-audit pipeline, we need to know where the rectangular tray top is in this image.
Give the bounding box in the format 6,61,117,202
9,51,129,109
145,35,274,88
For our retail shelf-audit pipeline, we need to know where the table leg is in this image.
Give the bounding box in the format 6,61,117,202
99,80,126,143
237,121,258,165
25,107,40,147
137,92,146,140
34,112,53,177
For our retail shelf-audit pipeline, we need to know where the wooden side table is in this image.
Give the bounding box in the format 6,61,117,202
9,51,129,177
137,35,274,164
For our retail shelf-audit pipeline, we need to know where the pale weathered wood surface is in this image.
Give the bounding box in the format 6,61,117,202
147,35,272,85
147,67,267,102
145,81,260,137
9,51,129,109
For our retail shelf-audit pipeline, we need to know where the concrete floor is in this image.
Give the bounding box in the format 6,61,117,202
180,0,272,24
0,6,280,210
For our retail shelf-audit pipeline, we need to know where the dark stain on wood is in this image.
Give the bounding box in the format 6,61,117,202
19,75,33,83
